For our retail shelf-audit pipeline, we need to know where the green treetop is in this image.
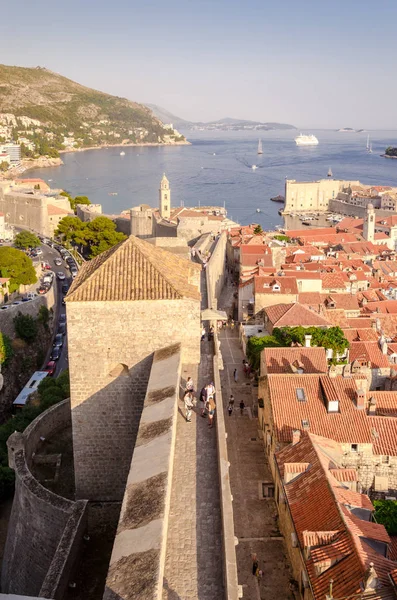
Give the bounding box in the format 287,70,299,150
0,247,37,292
56,215,127,258
14,231,41,250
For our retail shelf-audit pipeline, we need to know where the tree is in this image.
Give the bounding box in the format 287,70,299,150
0,332,13,365
0,247,37,292
373,500,397,535
85,217,126,257
38,305,50,328
253,225,263,235
14,231,40,250
13,313,38,343
55,215,87,244
60,191,91,213
0,161,9,172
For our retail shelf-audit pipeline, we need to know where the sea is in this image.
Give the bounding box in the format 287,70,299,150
27,129,397,230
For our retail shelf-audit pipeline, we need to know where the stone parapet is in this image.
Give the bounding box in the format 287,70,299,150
103,343,181,600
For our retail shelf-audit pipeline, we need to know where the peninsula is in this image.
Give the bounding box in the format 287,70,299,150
382,146,397,159
0,64,187,163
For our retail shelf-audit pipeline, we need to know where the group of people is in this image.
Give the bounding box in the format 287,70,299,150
201,325,215,342
183,378,217,428
227,394,245,416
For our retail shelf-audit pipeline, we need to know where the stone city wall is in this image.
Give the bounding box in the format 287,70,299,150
66,297,200,502
1,400,88,599
206,231,227,310
103,344,181,600
329,199,394,220
212,331,239,600
177,216,223,242
0,286,56,338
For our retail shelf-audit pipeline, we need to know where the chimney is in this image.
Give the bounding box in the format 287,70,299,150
382,341,388,355
363,563,379,595
368,396,377,415
356,389,366,409
292,430,301,445
304,334,312,348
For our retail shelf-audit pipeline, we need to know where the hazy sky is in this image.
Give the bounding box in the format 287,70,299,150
1,0,396,129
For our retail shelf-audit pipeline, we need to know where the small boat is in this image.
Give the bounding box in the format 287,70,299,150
257,139,263,154
120,151,126,156
302,221,310,226
108,192,118,196
270,194,285,203
252,165,258,170
327,167,333,177
256,208,261,213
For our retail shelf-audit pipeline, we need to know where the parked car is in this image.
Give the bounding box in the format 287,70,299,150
0,305,9,310
58,323,66,335
57,272,66,280
44,361,56,376
70,267,78,276
59,314,67,324
54,258,62,266
41,262,52,270
71,271,77,279
37,286,47,295
62,284,69,294
54,333,63,349
35,248,43,256
12,301,23,306
51,346,61,361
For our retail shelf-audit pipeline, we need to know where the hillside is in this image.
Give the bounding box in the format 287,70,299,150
0,65,185,155
146,104,295,131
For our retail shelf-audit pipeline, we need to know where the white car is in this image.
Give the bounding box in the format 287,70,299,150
54,258,62,266
35,248,43,255
56,272,66,280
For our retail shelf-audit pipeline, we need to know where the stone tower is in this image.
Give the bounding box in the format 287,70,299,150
130,204,153,238
159,173,171,219
65,235,201,501
363,203,375,243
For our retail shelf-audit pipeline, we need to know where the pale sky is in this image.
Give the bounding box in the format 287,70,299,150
1,0,396,129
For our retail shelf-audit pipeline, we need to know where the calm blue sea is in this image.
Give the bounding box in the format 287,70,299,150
27,129,397,229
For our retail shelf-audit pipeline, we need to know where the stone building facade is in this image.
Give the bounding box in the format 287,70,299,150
66,235,201,502
284,179,360,214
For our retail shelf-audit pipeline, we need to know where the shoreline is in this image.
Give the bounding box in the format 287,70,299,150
59,140,191,155
381,154,397,159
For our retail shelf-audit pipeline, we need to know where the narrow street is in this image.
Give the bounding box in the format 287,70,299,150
218,328,294,600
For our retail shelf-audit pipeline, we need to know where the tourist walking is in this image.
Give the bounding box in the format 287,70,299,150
233,368,238,382
200,386,207,417
252,554,259,577
207,395,216,428
227,402,233,417
229,394,235,409
184,391,194,423
201,325,206,341
240,399,245,415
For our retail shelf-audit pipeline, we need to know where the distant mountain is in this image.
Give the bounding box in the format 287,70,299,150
0,65,185,154
146,104,296,131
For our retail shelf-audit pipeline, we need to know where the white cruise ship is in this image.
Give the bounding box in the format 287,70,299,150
295,133,319,146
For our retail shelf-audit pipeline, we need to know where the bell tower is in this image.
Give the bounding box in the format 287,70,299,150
363,203,375,243
159,173,171,219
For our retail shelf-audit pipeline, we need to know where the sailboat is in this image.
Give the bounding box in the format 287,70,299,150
369,143,373,154
257,139,263,154
327,167,333,178
366,135,372,153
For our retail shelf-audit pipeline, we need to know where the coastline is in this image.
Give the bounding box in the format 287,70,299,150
381,154,397,159
59,139,191,155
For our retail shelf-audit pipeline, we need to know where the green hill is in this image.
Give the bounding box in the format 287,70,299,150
0,64,185,153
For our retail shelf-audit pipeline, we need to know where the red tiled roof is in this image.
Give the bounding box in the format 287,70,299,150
267,373,397,455
254,276,298,295
368,392,397,417
342,328,379,343
47,204,72,216
349,341,390,369
262,346,328,374
325,294,360,311
265,302,330,329
275,433,396,600
330,468,358,482
320,272,348,290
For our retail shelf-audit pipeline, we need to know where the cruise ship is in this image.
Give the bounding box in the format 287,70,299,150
295,133,319,146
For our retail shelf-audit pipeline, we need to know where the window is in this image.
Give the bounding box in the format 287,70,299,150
351,444,358,452
296,388,306,402
382,456,390,464
164,205,168,211
164,194,167,200
302,419,310,429
261,483,275,498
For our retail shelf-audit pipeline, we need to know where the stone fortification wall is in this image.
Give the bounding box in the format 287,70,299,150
129,206,154,238
177,216,222,241
207,231,227,310
284,179,360,214
66,298,200,502
0,286,56,338
1,400,88,599
103,344,181,600
76,204,102,222
113,215,131,236
329,199,395,220
154,219,178,238
212,331,239,600
0,191,47,234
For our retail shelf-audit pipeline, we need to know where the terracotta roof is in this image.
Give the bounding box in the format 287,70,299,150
324,294,360,311
262,346,328,374
342,328,379,343
47,204,72,216
66,235,201,302
265,302,330,329
320,272,348,290
267,373,397,455
275,433,396,600
363,301,397,315
349,342,390,369
368,392,397,417
254,276,298,295
329,468,358,482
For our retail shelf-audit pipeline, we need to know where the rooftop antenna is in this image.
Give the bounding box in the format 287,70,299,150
326,578,334,600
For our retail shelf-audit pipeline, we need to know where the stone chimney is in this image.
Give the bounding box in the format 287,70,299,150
368,396,377,415
292,430,301,445
304,335,312,348
381,341,388,355
363,563,380,595
356,389,366,410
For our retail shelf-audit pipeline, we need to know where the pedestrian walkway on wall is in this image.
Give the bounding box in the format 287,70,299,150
218,328,294,600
